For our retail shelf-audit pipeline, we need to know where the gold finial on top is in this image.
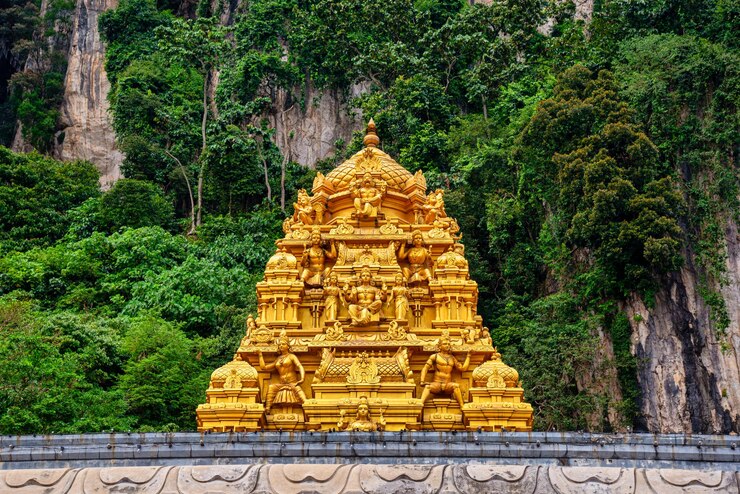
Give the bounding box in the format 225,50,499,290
363,118,380,148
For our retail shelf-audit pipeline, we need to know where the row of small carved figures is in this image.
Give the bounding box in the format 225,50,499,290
289,184,451,229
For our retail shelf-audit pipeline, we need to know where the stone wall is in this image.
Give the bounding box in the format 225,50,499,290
1,431,739,492
1,464,738,493
2,432,737,469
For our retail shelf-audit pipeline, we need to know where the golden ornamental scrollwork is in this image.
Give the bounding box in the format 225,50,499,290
325,321,347,341
382,320,407,340
291,228,311,240
356,147,383,172
486,368,506,389
395,347,414,383
312,171,325,190
379,218,404,235
347,352,380,384
313,348,335,384
329,217,355,235
251,324,274,345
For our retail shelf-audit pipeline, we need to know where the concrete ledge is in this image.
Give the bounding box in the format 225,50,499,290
0,432,737,472
0,464,738,493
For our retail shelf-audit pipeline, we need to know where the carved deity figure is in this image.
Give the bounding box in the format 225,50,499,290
397,230,433,285
344,267,387,326
258,331,307,413
351,172,386,218
461,326,480,344
337,396,385,431
388,273,409,321
423,189,447,224
300,227,337,287
241,314,258,346
323,272,341,321
293,189,316,225
420,332,471,409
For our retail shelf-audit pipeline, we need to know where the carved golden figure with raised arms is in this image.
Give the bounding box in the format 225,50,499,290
420,331,470,409
398,230,433,284
300,227,336,286
337,396,386,431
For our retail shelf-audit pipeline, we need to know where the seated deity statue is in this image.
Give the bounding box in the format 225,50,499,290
397,230,433,285
351,172,386,218
292,189,316,225
240,314,258,346
258,331,307,413
423,189,447,224
337,396,385,431
388,273,410,321
420,332,470,409
343,267,387,326
300,227,337,287
461,326,480,344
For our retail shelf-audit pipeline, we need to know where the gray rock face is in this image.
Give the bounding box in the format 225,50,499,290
57,0,123,188
623,217,740,433
267,82,367,167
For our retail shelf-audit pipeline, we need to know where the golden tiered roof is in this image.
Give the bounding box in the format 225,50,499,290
197,120,533,432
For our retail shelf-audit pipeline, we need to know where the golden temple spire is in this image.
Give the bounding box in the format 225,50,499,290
197,124,533,433
363,118,380,148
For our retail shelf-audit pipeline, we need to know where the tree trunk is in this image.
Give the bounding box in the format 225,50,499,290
164,149,196,235
257,139,272,201
280,154,287,212
196,70,209,227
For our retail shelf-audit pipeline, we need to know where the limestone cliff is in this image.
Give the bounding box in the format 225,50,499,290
56,0,122,188
623,219,740,433
40,0,360,184
267,83,366,168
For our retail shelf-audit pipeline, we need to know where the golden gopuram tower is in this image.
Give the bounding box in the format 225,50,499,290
197,121,533,432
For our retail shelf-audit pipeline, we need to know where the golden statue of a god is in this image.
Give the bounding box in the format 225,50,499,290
197,120,533,432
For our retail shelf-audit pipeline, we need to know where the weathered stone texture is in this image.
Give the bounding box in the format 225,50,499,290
57,0,123,188
0,464,737,493
624,217,740,434
267,82,368,168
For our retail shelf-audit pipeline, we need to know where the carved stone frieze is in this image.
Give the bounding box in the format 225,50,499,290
1,465,737,493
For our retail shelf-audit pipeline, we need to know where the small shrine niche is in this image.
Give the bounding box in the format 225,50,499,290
197,120,533,433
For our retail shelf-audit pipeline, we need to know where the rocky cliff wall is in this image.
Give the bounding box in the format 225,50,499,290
42,0,362,184
267,83,366,168
623,218,740,433
56,0,122,188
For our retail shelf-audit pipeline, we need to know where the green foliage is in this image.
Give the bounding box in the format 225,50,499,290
2,0,71,150
616,34,739,332
118,316,209,428
519,66,684,294
0,146,100,251
99,0,174,81
99,179,176,232
0,299,133,433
